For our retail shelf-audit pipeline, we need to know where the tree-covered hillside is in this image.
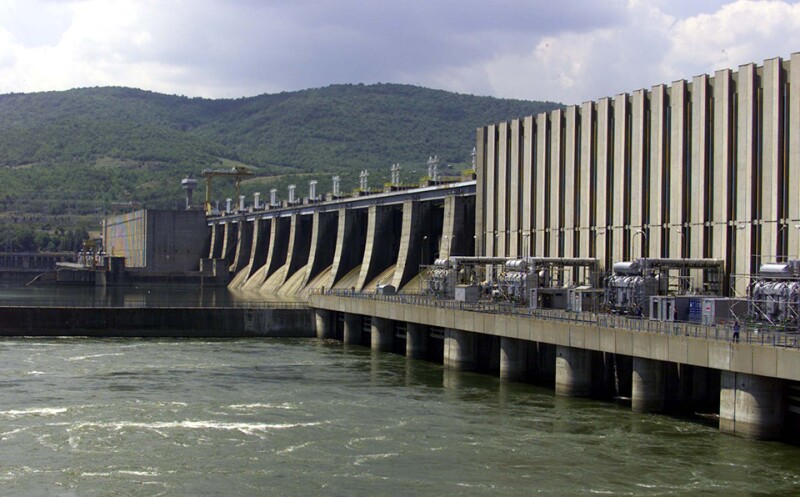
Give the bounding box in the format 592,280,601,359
0,84,561,216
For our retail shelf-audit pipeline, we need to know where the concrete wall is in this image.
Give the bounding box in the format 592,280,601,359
105,209,208,272
0,306,314,338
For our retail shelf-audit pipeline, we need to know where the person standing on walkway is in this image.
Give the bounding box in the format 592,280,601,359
733,321,741,343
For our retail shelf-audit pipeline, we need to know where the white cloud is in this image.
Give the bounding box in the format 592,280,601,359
449,0,800,105
0,0,799,102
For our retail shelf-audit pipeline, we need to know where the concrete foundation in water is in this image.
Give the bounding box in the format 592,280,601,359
311,294,800,443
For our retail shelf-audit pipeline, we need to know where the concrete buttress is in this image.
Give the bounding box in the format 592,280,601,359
301,211,338,288
245,219,270,281
230,219,253,273
283,214,313,284
356,205,401,291
329,208,368,288
391,200,433,290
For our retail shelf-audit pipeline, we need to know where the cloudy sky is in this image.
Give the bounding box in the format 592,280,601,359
1,0,800,104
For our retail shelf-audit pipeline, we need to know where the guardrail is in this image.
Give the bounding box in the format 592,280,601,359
313,290,800,348
0,299,309,310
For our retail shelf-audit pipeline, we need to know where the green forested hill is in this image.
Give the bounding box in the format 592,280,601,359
0,84,561,216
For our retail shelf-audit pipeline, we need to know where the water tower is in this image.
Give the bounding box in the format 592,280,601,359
181,176,198,210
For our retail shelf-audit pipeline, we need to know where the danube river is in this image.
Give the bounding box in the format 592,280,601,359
1,338,799,496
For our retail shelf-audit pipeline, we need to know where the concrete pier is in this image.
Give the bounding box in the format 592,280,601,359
221,222,238,266
357,205,401,290
245,219,270,280
555,345,592,397
284,214,313,283
632,357,665,413
343,313,363,345
406,322,427,359
329,208,368,287
720,372,784,439
230,219,252,273
315,309,333,339
443,328,475,371
301,211,338,288
499,337,526,381
370,316,394,352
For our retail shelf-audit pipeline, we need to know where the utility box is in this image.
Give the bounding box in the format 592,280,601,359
567,286,599,312
455,285,479,303
701,298,746,325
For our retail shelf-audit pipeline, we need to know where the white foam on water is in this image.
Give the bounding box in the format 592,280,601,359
228,403,297,410
353,453,399,466
0,407,68,418
276,441,313,454
67,352,125,362
71,420,325,436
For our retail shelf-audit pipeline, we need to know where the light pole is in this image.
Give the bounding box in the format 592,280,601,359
633,229,648,271
673,227,685,257
522,232,531,259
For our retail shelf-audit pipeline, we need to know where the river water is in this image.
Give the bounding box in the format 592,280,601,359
2,284,800,495
0,337,799,497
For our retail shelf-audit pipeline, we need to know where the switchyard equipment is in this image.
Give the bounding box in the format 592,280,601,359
604,258,724,316
747,261,800,330
423,256,599,309
200,167,254,215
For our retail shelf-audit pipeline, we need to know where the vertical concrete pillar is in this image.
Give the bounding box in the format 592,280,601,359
370,317,393,352
406,323,427,359
475,127,486,257
443,329,475,371
497,121,508,256
649,85,666,258
499,337,526,381
631,357,665,413
555,345,592,397
720,371,784,440
343,313,363,345
485,124,497,257
315,310,333,340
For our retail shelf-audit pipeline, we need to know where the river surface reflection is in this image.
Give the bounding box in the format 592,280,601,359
0,283,299,307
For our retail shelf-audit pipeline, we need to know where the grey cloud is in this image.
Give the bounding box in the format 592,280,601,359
106,0,630,96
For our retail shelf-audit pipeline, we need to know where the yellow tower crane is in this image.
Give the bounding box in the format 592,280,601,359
200,166,254,215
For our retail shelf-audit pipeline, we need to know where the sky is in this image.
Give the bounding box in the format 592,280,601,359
2,0,800,105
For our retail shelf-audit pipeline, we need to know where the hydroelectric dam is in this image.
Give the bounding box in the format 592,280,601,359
198,53,800,444
6,53,800,445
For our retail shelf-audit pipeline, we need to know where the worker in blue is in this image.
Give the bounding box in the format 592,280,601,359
732,321,741,343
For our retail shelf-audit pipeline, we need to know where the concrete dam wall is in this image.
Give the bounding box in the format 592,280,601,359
213,185,476,297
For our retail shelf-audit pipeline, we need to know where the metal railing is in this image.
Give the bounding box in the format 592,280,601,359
313,289,800,348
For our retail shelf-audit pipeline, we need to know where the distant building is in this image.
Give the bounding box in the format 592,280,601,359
103,209,208,272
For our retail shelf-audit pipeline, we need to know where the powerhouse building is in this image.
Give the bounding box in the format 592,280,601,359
476,54,800,296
